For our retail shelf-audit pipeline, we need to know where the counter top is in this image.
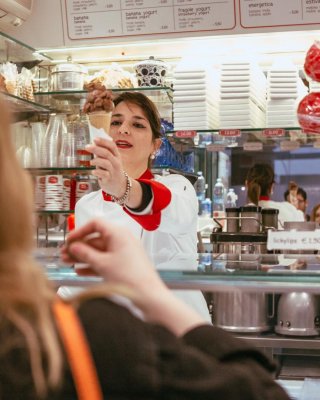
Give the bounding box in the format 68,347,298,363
38,250,320,293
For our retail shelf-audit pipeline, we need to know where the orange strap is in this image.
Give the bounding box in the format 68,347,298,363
52,300,103,400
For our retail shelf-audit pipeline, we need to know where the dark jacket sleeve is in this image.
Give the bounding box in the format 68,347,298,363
78,298,290,400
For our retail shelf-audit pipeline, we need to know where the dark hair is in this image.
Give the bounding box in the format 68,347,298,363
246,163,275,205
113,92,162,141
284,187,307,201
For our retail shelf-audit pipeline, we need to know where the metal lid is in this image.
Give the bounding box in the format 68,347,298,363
52,63,88,74
261,208,279,215
240,206,262,213
135,56,167,68
225,207,240,212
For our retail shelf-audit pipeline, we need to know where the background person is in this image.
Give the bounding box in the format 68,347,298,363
74,91,210,320
284,185,310,221
0,97,290,399
246,163,304,229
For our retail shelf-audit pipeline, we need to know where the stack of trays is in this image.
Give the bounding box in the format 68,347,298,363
217,62,266,129
266,61,307,128
173,68,219,130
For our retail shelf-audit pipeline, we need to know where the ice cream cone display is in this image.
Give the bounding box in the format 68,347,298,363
83,81,114,140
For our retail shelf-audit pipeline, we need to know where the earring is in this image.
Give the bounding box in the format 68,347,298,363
150,153,156,160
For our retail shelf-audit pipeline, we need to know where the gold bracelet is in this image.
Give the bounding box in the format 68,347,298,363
111,171,132,206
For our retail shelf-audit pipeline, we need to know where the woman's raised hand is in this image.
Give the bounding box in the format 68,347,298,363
86,137,127,198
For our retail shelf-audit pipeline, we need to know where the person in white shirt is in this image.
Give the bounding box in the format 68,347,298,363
73,91,210,321
245,163,304,229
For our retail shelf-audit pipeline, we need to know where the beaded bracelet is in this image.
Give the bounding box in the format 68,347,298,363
111,171,132,206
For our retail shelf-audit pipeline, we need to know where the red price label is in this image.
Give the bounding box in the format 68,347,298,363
262,129,285,137
174,130,197,138
219,129,241,137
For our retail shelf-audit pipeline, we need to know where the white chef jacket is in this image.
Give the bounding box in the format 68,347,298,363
75,170,211,322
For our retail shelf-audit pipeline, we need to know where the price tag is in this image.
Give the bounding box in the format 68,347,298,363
174,130,197,138
243,142,263,151
219,129,241,137
262,129,285,137
206,144,226,152
268,230,320,251
280,140,300,151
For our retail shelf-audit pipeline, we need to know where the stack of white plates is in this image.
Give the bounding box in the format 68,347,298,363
173,68,219,130
218,62,266,129
266,61,307,128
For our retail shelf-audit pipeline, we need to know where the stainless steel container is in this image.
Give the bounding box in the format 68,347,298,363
261,208,279,230
213,292,274,333
210,232,268,254
275,292,320,336
51,63,88,91
240,206,262,233
225,207,240,233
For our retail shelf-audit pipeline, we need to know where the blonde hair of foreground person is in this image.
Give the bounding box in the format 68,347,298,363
0,99,148,397
0,101,63,397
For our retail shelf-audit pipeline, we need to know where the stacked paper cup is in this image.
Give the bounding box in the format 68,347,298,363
62,177,71,211
44,175,64,211
34,175,46,210
76,180,92,204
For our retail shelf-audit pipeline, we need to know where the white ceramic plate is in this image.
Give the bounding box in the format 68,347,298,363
173,84,207,90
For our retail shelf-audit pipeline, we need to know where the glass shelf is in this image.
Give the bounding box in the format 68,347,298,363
0,31,50,65
27,167,95,172
165,127,320,150
1,91,51,113
36,210,74,214
34,86,173,112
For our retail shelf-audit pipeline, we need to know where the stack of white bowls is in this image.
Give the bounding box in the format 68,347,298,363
218,62,266,129
34,175,46,210
266,59,307,128
172,66,219,130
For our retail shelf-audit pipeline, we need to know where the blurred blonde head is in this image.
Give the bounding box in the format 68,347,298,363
0,99,62,397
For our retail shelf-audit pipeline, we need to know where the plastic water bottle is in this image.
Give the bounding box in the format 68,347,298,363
226,188,238,208
201,198,212,217
212,178,225,217
194,171,206,201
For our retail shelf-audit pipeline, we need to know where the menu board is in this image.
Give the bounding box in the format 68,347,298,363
65,0,236,39
239,0,320,28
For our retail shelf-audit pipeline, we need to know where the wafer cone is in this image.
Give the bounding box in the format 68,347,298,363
88,111,112,141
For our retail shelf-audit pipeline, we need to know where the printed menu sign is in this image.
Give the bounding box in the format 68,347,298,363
240,0,320,28
65,0,236,39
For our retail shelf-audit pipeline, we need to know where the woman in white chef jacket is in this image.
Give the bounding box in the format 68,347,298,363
73,91,211,321
245,163,304,228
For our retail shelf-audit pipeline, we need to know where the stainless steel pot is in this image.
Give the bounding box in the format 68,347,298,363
213,292,275,333
275,292,320,336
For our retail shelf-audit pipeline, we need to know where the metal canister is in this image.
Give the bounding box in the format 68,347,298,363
240,206,262,233
261,208,279,230
225,207,240,232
